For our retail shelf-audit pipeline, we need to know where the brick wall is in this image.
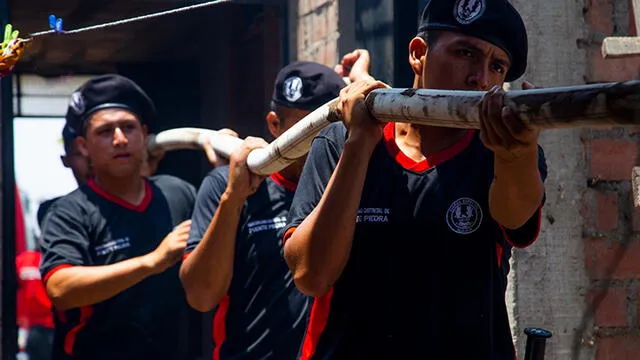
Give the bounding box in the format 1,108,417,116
582,1,640,359
295,0,339,66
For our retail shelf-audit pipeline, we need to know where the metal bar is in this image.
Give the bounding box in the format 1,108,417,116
523,328,552,360
366,81,640,129
150,81,640,176
0,0,17,356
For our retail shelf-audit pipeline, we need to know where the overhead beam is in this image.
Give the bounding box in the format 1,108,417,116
601,37,640,58
601,0,640,58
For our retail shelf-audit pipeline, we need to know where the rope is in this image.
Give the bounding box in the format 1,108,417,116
29,0,232,38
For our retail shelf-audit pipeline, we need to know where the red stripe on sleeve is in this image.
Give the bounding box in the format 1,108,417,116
300,288,334,360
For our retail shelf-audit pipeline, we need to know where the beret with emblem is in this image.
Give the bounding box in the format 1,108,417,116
419,0,528,82
65,74,156,134
272,61,346,111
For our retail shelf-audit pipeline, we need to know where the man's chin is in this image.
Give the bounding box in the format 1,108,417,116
104,162,142,178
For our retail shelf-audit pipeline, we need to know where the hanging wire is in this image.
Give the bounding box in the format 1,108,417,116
29,0,233,38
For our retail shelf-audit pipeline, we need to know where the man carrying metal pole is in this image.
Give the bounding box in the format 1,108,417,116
281,0,548,359
179,51,373,359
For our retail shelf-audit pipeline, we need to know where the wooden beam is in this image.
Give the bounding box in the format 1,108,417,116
601,37,640,58
602,0,640,58
633,167,640,207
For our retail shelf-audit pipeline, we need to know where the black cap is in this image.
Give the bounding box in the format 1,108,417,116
272,61,346,111
418,0,528,82
65,74,156,133
61,123,77,149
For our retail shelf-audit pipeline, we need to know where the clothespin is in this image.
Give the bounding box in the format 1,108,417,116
49,14,63,33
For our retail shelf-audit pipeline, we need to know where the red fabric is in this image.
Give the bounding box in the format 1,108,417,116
213,295,230,360
300,288,334,359
16,251,54,329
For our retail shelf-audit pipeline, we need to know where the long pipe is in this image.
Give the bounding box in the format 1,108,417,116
148,81,640,176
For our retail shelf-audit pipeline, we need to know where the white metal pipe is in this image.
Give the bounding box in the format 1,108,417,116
149,81,640,176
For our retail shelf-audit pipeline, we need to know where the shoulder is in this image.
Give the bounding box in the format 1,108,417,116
205,166,229,181
199,166,230,191
41,188,93,228
149,174,195,192
37,196,62,227
317,122,347,145
50,188,91,212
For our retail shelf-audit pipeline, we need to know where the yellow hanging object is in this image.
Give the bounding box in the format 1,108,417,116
0,24,28,76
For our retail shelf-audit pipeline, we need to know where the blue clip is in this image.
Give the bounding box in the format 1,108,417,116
49,14,64,33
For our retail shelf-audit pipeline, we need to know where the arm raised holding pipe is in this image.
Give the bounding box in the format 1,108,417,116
283,80,389,296
480,82,544,230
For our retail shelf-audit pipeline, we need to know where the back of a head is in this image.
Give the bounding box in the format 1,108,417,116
65,74,156,135
271,61,346,112
61,123,77,153
418,0,528,82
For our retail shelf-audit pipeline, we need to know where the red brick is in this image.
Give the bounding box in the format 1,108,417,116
585,0,613,35
585,238,640,279
582,189,597,229
588,288,628,327
588,139,639,181
597,192,619,231
631,4,638,36
587,48,640,83
597,335,640,360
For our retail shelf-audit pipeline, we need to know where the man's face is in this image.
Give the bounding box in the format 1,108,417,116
76,108,147,178
417,31,511,91
61,141,91,186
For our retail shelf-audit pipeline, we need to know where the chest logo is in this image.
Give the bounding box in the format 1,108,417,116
446,198,483,234
454,0,485,25
356,207,391,224
247,216,287,235
95,237,131,256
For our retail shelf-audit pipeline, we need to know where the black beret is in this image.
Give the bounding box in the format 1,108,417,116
418,0,528,82
65,74,156,134
272,61,346,111
61,123,77,149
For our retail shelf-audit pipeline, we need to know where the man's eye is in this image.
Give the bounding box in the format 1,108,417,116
457,49,473,57
492,63,506,74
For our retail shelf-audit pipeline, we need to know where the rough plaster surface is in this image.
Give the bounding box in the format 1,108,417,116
506,1,593,359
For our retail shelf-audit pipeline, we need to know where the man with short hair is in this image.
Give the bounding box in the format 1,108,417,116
282,1,547,359
179,52,372,359
40,74,201,360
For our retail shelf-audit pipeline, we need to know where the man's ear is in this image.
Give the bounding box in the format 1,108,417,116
265,111,280,138
408,36,428,76
141,124,148,143
76,137,89,158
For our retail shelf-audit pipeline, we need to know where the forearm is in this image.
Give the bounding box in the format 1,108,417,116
285,141,373,296
180,192,243,312
489,147,544,229
45,256,156,310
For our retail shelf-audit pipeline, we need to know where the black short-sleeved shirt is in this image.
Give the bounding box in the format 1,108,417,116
185,166,309,360
282,122,548,360
40,175,201,360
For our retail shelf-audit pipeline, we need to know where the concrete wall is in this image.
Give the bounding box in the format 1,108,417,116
506,1,593,358
292,0,640,359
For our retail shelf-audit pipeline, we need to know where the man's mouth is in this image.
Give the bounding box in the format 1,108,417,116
113,153,131,159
